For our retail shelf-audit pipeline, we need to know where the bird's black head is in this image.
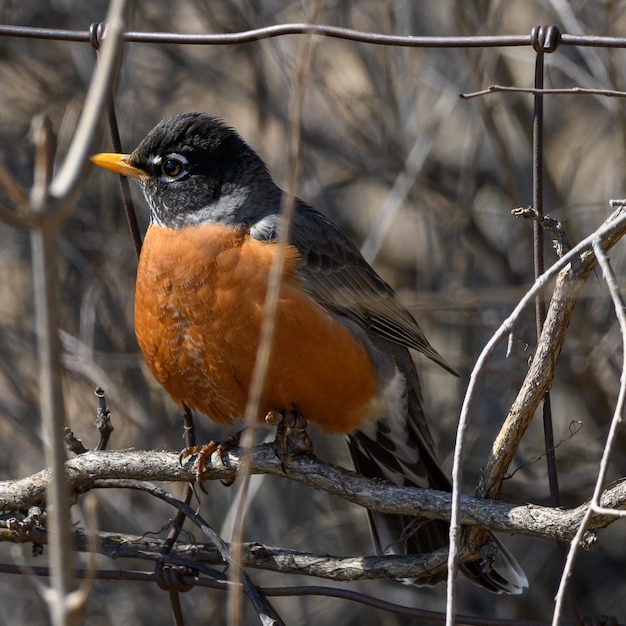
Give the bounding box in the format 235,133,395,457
92,113,278,228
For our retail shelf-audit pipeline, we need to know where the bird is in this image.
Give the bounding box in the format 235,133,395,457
91,112,527,593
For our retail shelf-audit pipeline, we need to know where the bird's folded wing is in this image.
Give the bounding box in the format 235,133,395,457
284,204,457,375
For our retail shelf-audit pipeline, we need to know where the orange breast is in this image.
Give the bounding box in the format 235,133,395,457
134,223,378,433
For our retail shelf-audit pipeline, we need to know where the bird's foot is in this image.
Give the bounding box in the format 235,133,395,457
265,410,313,470
179,429,243,485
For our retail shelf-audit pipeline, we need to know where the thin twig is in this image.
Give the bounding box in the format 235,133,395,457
227,4,323,625
460,85,626,99
511,207,574,258
29,114,77,626
48,2,127,204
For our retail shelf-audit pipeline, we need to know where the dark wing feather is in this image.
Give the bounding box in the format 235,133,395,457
252,202,457,375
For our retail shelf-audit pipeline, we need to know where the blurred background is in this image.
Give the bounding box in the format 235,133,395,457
1,1,626,624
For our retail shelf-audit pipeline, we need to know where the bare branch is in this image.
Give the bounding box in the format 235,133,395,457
0,522,452,583
476,203,626,501
460,85,626,100
48,1,126,204
1,448,623,546
511,206,574,258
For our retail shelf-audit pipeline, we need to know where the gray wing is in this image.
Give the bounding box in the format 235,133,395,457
251,201,457,375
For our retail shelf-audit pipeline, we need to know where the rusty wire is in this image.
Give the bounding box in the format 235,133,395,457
0,561,575,626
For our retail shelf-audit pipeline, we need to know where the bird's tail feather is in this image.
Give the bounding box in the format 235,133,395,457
348,416,527,594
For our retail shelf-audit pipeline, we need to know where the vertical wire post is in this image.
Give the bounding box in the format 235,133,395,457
531,25,561,508
89,22,142,258
531,25,583,623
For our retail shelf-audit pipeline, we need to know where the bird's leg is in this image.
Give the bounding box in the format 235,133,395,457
179,429,243,485
265,410,313,468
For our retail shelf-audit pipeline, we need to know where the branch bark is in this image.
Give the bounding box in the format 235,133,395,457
0,523,453,582
1,447,623,551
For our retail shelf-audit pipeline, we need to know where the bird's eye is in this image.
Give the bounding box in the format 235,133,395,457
161,157,185,178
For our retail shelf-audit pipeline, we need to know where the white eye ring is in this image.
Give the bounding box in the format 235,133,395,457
158,153,188,180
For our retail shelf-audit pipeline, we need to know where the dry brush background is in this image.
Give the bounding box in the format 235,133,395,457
1,1,626,624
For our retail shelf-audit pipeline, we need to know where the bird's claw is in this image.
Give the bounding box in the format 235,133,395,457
265,410,313,470
179,430,242,485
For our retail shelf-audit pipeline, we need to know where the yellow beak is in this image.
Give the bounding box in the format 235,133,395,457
90,153,149,181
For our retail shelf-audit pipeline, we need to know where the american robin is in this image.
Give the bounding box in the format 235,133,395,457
91,112,527,593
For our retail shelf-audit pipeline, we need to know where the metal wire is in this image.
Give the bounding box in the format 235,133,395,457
0,22,622,48
0,562,581,626
0,23,523,45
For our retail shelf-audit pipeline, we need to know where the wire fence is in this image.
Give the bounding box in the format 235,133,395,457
1,2,626,626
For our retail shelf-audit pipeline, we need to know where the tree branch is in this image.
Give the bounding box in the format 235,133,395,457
1,447,623,548
0,522,454,582
477,203,626,501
